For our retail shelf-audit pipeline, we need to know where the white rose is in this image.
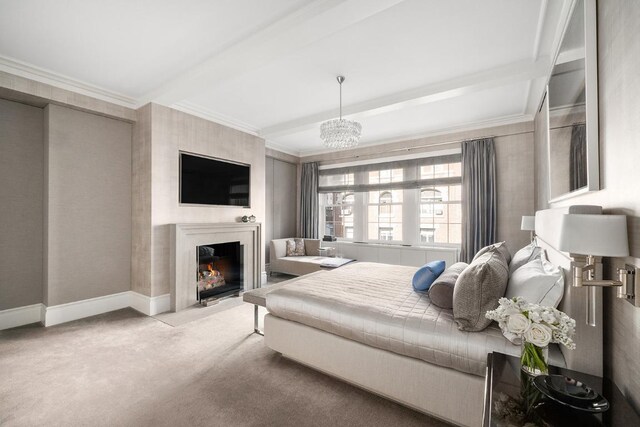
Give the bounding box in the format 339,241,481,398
524,323,552,347
506,314,531,336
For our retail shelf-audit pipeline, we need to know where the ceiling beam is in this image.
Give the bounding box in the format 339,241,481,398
261,58,550,138
139,0,406,106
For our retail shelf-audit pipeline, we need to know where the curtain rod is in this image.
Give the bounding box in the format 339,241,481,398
312,129,533,163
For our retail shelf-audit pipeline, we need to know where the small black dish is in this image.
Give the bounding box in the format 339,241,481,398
544,375,599,404
533,375,610,413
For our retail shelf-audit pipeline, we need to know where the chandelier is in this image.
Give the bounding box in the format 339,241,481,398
320,76,362,149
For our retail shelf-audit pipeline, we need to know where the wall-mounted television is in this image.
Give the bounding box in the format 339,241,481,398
179,152,250,207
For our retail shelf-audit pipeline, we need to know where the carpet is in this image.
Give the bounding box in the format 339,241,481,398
0,304,450,427
152,296,245,327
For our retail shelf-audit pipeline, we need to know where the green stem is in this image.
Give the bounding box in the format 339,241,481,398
521,342,548,375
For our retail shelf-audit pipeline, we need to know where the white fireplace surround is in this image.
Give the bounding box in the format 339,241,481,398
170,223,262,312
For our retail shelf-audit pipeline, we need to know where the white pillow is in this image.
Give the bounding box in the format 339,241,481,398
505,257,564,308
509,241,543,275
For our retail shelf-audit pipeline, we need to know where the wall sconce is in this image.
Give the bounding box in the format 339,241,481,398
558,214,635,325
520,215,535,242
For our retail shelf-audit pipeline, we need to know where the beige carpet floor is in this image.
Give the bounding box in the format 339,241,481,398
0,304,450,427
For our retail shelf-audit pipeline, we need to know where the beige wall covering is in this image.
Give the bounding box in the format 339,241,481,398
533,0,640,411
302,122,535,256
133,103,266,297
44,104,132,306
265,156,297,263
0,99,44,310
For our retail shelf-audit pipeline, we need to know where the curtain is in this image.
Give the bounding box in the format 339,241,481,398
300,162,319,238
570,123,587,191
460,138,497,263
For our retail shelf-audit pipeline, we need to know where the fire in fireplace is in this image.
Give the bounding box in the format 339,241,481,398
197,241,243,304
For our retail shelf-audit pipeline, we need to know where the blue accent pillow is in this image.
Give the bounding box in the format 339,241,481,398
412,260,446,291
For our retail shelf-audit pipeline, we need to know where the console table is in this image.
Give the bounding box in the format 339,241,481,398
483,352,640,426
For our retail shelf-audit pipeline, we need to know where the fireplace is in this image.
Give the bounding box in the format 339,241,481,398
197,241,243,304
171,223,262,312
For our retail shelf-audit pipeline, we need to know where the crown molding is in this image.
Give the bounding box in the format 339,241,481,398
298,114,534,157
264,140,302,157
170,101,261,136
0,55,138,108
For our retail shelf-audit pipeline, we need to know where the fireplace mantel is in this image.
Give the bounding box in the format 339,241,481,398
170,223,262,312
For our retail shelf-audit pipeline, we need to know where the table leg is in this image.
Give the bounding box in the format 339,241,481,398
254,304,264,336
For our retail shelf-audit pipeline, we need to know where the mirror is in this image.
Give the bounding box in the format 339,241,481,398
547,0,599,201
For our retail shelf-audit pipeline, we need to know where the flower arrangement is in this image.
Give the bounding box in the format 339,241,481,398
486,297,576,375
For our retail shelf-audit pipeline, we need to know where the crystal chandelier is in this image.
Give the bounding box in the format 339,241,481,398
320,76,362,149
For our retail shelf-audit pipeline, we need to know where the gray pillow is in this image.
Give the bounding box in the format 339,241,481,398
453,248,509,331
473,241,511,265
506,257,564,308
285,238,305,256
429,262,468,309
509,242,543,275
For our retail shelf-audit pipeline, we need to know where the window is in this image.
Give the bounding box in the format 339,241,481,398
419,162,462,244
322,191,354,239
318,154,462,246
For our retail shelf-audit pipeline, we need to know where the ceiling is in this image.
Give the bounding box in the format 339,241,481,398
0,0,574,155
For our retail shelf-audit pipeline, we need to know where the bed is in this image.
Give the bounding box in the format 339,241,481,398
263,207,604,426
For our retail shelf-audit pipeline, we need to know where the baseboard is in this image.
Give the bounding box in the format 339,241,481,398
1,292,171,330
129,292,170,316
0,303,44,330
261,271,268,286
43,292,131,327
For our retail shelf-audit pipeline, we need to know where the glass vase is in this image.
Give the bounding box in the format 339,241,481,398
520,341,549,376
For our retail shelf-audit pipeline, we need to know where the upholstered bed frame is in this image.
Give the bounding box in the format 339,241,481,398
264,206,604,427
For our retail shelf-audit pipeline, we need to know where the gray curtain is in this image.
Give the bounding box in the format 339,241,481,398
570,123,587,191
300,162,319,238
460,138,497,263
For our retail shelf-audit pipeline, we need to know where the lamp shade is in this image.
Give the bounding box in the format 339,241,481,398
521,216,535,231
558,214,629,257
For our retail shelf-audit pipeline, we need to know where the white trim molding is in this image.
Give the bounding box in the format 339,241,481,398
0,55,137,108
129,292,171,316
0,291,172,330
0,303,44,330
43,291,131,327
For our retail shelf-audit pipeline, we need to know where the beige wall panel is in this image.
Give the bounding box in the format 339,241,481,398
301,121,534,166
131,104,152,296
494,133,535,254
149,104,266,296
45,105,132,305
265,157,274,263
533,0,640,411
273,159,297,239
0,99,44,309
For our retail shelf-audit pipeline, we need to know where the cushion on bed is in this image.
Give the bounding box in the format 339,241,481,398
509,241,543,275
473,241,511,265
428,262,468,309
505,257,564,308
453,248,509,332
412,260,446,291
285,238,306,256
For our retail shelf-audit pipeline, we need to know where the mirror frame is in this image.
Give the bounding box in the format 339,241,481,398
546,0,599,203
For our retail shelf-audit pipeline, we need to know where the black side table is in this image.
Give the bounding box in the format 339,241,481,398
483,352,640,426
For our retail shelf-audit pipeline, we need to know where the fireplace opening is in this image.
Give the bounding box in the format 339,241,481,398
197,241,243,305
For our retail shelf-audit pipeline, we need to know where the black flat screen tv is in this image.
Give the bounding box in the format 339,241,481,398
179,152,250,207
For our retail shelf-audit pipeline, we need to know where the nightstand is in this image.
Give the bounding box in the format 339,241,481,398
483,352,639,426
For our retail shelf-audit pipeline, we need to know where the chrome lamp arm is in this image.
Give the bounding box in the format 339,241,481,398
572,255,636,300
